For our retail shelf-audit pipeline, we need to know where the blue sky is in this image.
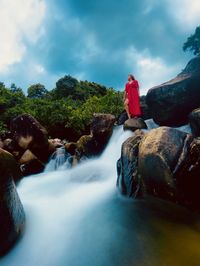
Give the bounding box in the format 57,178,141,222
0,0,199,95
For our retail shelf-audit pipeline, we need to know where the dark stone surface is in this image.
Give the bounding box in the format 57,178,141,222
10,114,52,163
138,127,192,201
117,126,200,210
75,113,116,159
146,56,200,126
117,132,144,196
123,118,147,132
189,108,200,137
0,148,25,256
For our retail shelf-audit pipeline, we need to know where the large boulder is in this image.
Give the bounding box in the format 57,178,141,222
146,56,200,126
123,118,147,132
10,114,55,164
66,113,116,161
138,127,193,201
91,113,116,138
117,130,144,196
0,148,25,255
116,126,200,209
189,108,200,137
173,138,200,209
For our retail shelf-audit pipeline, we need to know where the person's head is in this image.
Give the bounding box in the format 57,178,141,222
128,74,135,82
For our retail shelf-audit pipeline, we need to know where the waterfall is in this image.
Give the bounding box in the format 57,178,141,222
44,147,71,172
1,123,200,266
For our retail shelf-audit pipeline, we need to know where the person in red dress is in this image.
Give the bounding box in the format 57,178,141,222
123,74,142,119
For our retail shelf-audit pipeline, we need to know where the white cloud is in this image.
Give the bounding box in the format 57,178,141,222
125,46,181,95
0,0,46,72
166,0,200,31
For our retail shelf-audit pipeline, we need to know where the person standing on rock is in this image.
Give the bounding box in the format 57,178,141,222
124,74,142,119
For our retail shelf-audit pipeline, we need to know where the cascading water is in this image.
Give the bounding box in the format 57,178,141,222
1,122,200,266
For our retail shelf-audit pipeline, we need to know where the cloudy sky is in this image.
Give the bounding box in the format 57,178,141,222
0,0,199,95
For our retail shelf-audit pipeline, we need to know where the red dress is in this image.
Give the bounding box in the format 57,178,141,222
125,80,142,117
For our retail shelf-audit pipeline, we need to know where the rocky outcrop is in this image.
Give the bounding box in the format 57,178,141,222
117,130,144,196
173,138,200,209
66,113,116,161
117,111,128,125
10,114,55,164
117,126,200,210
123,118,147,132
189,108,200,137
138,127,193,201
146,56,200,126
0,148,25,255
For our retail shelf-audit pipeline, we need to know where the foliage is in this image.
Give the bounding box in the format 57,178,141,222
27,83,48,99
0,76,124,140
183,26,200,55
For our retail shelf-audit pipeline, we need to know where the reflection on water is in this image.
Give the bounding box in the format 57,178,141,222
0,123,200,266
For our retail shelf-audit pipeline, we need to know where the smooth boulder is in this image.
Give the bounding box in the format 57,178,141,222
117,131,144,196
123,118,147,132
0,148,25,255
146,56,200,126
138,127,193,201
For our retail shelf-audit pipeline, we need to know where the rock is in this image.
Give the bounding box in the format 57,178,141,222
49,138,63,148
117,131,144,196
117,125,200,210
189,108,200,137
123,118,147,132
91,113,116,138
140,95,152,120
0,148,25,255
173,137,200,209
146,56,200,126
76,135,94,158
74,113,116,159
117,111,128,125
138,127,193,201
19,149,38,164
65,142,77,156
10,114,55,163
20,159,45,176
2,138,23,159
18,150,44,176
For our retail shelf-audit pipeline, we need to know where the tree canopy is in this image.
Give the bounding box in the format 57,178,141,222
0,76,124,141
183,26,200,55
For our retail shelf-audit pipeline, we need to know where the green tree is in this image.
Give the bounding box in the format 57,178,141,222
27,83,48,99
53,75,78,98
183,26,200,55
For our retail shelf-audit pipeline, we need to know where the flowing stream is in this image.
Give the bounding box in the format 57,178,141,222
1,123,200,266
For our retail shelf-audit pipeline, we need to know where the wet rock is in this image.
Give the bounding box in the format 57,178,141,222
10,114,55,163
117,111,128,125
0,148,25,255
146,56,200,126
123,118,147,132
91,113,116,138
71,113,116,160
174,137,200,209
189,108,200,137
18,150,44,176
138,127,193,201
117,131,144,196
117,126,200,209
65,142,77,156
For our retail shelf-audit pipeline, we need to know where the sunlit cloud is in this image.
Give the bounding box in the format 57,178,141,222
0,0,46,72
167,0,200,31
125,46,181,94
